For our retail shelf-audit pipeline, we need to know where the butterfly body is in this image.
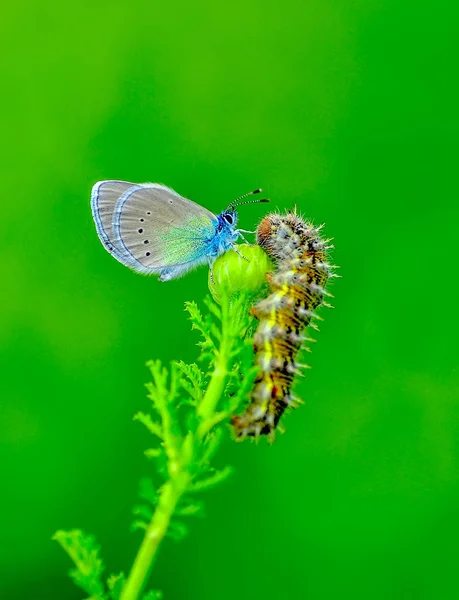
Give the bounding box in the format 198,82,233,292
91,180,243,281
154,211,239,281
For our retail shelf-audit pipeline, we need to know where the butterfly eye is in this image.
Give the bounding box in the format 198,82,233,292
224,213,234,225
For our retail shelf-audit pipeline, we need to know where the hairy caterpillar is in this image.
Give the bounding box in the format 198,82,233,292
232,210,336,438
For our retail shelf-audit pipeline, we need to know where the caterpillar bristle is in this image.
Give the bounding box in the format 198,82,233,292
232,210,337,439
322,302,335,309
291,395,304,407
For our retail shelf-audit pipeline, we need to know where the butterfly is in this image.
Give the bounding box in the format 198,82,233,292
91,181,268,281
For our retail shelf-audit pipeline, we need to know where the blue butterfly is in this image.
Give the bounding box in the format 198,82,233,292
91,181,268,281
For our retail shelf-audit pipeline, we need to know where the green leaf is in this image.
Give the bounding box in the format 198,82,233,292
142,590,163,600
166,520,189,542
144,447,163,459
145,361,183,472
203,296,222,322
174,361,206,404
52,530,105,598
210,322,222,342
107,572,126,599
132,503,154,521
130,520,148,533
133,411,163,439
185,301,216,356
228,365,261,414
200,429,224,464
189,466,234,493
138,478,159,506
175,500,205,517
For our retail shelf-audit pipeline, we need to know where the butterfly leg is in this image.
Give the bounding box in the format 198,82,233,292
232,244,250,262
236,230,254,245
208,259,215,284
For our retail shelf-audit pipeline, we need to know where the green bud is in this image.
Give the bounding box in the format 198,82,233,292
209,244,274,306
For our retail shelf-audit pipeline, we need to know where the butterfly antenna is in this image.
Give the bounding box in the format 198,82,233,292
227,188,270,211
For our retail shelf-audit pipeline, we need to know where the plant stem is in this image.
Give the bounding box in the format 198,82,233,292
121,297,241,599
197,306,232,427
197,296,252,433
120,474,189,600
197,345,230,424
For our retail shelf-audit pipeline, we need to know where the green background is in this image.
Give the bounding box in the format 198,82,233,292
2,0,458,598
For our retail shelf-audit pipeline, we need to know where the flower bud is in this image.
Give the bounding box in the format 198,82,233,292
209,244,274,306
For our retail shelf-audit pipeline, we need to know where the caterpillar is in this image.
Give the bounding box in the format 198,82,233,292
232,210,336,439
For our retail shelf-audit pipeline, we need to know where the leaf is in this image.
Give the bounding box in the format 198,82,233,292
145,363,183,472
130,520,148,533
200,429,224,464
107,572,125,599
144,447,163,459
228,365,260,414
166,520,189,542
198,350,215,364
185,301,216,356
138,478,159,506
189,466,234,493
142,590,163,600
203,296,222,322
174,361,206,404
132,503,153,521
175,500,205,517
145,362,169,416
133,412,163,440
52,530,105,598
210,323,222,342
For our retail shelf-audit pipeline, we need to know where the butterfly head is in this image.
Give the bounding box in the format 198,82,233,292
219,208,238,230
221,188,269,229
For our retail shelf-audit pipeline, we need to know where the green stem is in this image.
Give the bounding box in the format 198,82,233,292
197,345,230,423
121,296,241,599
120,474,189,600
197,303,233,429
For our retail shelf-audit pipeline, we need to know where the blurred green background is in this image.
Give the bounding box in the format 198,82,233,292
2,0,458,598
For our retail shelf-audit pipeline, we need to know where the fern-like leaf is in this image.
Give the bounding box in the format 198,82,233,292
166,520,189,542
53,530,105,598
138,478,159,506
107,572,126,599
174,360,206,404
189,466,233,493
228,364,260,414
132,503,154,522
185,301,217,357
175,499,205,517
130,520,148,533
133,411,163,440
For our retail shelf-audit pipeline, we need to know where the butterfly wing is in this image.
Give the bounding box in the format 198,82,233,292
91,180,138,262
111,184,218,277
